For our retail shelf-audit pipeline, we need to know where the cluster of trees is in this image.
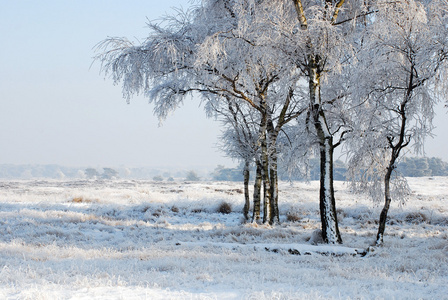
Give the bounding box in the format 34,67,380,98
185,170,201,181
153,170,202,181
295,157,448,180
398,157,448,177
211,165,244,181
85,168,119,180
96,0,448,245
0,164,78,179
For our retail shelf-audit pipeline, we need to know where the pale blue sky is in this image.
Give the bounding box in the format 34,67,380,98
0,0,235,169
0,1,447,169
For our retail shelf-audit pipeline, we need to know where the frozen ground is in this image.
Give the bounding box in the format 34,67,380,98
0,177,446,299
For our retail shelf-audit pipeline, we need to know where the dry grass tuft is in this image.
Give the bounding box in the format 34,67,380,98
71,197,94,203
405,212,428,224
286,212,301,223
217,202,232,214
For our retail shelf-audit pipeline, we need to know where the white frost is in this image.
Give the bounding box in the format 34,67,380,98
0,178,446,299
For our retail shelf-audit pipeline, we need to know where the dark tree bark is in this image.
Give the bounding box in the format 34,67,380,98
377,164,394,245
269,152,280,224
377,95,410,245
252,159,262,223
243,159,251,220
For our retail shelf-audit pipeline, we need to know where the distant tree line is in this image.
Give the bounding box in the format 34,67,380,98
296,157,448,180
397,157,448,177
84,168,119,180
0,164,79,179
212,157,448,182
211,165,245,181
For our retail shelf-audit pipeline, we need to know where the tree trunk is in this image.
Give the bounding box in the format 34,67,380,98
258,112,271,224
291,0,345,244
377,73,412,245
252,160,262,223
376,165,393,245
319,137,342,244
261,144,271,224
243,159,251,220
266,116,281,225
309,60,342,244
269,147,280,224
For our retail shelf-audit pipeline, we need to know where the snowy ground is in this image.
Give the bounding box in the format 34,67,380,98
0,177,446,299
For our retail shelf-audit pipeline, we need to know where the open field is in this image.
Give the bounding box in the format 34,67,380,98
0,177,447,299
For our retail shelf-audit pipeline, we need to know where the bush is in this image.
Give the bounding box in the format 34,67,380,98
405,212,428,224
102,168,119,179
185,171,200,181
286,212,301,223
217,202,232,214
153,175,163,181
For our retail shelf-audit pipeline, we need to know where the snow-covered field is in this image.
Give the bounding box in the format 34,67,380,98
0,177,446,299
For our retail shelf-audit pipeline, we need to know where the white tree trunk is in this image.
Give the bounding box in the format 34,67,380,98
319,137,342,244
310,63,342,244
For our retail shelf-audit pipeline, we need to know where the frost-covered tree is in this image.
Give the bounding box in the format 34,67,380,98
212,98,260,220
274,0,376,244
96,0,307,225
96,0,448,245
193,1,308,224
347,0,448,245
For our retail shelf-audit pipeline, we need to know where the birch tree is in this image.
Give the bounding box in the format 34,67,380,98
211,97,260,220
96,0,307,224
196,0,312,223
274,0,375,243
347,0,448,245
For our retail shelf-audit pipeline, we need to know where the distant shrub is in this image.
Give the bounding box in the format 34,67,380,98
405,212,428,224
152,209,162,217
286,212,301,223
185,171,200,181
153,175,163,181
72,197,84,203
217,201,232,214
85,168,99,179
102,168,119,179
171,205,179,213
211,165,244,181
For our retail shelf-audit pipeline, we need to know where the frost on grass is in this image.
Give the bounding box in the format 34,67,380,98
0,178,447,299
